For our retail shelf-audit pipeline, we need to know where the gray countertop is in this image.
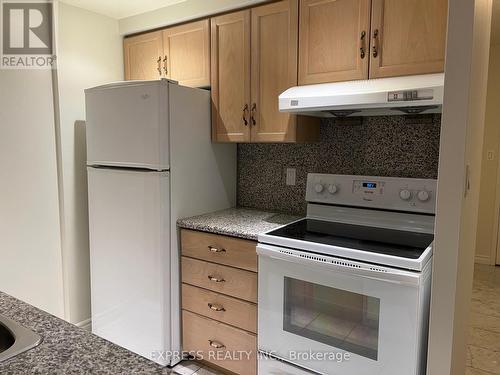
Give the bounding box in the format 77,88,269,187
0,292,173,374
177,207,301,241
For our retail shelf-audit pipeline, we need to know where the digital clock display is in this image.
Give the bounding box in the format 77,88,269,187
363,182,377,189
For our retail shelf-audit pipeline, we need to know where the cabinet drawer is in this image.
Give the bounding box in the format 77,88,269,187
181,229,257,272
182,283,257,333
182,257,257,303
183,310,257,375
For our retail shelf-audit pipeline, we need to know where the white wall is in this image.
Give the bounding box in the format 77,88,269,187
475,42,500,264
0,70,65,318
56,2,123,325
119,0,267,35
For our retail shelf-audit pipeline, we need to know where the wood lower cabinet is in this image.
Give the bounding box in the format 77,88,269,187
181,229,257,272
298,0,371,85
181,229,257,375
124,31,163,81
162,19,210,87
211,0,320,143
183,310,257,375
369,0,448,78
182,257,257,303
182,284,257,333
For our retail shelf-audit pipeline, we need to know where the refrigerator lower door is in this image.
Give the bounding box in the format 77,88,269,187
85,80,169,170
87,167,173,365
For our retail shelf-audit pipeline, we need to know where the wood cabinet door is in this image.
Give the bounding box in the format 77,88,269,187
162,20,210,87
124,31,163,80
211,11,251,142
369,0,448,78
250,0,299,142
298,0,371,85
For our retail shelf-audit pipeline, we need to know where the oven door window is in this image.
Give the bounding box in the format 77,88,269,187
283,277,380,360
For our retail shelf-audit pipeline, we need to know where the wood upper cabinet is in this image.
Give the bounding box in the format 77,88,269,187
124,20,210,87
211,0,319,143
251,0,300,142
298,0,371,85
124,31,163,81
211,10,251,142
162,19,210,87
369,0,448,78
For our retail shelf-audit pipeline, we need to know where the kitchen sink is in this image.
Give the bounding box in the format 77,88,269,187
0,314,41,362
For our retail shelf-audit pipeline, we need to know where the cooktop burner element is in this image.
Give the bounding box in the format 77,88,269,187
267,218,434,260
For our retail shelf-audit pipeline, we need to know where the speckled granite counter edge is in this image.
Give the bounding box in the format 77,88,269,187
177,222,259,240
177,208,301,241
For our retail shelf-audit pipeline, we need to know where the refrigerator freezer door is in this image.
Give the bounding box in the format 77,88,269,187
87,167,172,365
85,80,169,170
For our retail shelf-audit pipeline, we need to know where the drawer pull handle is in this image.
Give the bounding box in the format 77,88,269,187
208,275,225,283
208,246,226,253
208,303,226,312
208,340,225,349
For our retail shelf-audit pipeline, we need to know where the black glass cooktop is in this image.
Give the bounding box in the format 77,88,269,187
266,219,434,259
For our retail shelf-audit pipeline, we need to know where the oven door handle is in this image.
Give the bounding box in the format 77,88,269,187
257,244,425,286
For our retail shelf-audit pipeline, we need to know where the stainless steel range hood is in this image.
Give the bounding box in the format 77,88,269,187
279,73,444,117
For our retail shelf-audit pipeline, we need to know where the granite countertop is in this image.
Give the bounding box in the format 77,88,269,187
177,207,301,241
0,292,173,374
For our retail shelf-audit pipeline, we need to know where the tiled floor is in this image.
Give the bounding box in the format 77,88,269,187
467,264,500,375
172,360,222,375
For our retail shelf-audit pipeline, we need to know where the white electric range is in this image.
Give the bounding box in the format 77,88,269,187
257,173,437,375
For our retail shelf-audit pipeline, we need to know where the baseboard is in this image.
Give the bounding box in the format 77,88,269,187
76,318,91,331
475,254,492,265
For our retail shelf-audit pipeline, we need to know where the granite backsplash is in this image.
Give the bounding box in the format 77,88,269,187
237,115,441,215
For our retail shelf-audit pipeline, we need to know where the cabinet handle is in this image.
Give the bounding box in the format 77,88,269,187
163,56,168,75
250,103,256,126
360,31,366,59
157,56,162,76
208,303,226,312
372,29,379,58
242,104,249,126
208,340,225,349
208,275,225,283
208,245,226,253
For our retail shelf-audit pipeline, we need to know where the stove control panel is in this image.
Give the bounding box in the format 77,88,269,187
306,174,437,214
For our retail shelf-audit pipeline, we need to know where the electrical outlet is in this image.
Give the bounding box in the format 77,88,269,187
487,150,495,161
286,168,296,186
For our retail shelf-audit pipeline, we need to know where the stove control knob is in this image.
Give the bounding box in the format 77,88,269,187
328,184,338,194
417,190,430,202
400,189,412,201
314,183,324,193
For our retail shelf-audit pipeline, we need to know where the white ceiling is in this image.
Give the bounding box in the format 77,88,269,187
60,0,500,44
60,0,187,19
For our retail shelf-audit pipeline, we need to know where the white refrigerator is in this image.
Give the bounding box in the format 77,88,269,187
85,79,236,366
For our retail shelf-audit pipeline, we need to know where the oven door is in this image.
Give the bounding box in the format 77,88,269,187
257,244,431,375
